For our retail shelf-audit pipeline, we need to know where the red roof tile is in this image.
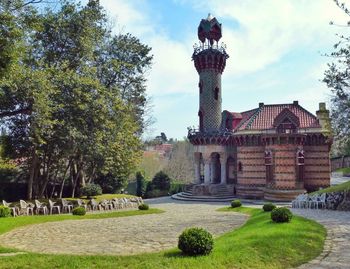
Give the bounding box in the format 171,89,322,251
232,103,320,131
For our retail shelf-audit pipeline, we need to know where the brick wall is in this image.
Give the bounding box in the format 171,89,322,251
304,145,330,191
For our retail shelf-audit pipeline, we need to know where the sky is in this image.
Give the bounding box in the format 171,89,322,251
96,0,348,140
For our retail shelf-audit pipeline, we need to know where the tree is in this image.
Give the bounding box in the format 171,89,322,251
324,0,350,156
151,171,171,191
163,140,194,183
135,171,146,197
0,0,152,199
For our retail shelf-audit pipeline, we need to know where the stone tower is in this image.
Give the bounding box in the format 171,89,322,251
192,14,229,132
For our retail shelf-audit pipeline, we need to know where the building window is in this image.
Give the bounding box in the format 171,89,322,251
214,87,219,100
238,162,242,172
277,119,296,134
297,150,304,182
265,150,273,183
198,110,203,131
199,81,203,94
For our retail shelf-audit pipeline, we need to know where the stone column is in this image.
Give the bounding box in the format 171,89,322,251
220,153,227,184
194,153,201,184
210,156,216,184
202,155,211,184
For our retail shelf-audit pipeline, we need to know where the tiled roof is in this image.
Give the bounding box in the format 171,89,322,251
232,103,320,131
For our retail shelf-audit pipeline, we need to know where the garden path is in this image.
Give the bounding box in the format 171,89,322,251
292,209,350,269
0,197,247,255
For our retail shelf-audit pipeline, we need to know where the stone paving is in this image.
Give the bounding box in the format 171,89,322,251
0,197,247,255
292,209,350,269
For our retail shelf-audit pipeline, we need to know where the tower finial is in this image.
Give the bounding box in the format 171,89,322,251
207,13,214,21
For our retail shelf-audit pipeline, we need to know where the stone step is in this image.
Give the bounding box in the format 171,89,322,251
171,193,237,202
174,192,236,199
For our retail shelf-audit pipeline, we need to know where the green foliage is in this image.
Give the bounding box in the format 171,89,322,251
323,1,350,154
81,183,102,198
231,199,242,208
136,171,146,197
271,207,293,223
263,203,276,212
0,0,152,199
145,189,169,198
72,207,86,216
169,182,185,194
138,203,149,210
178,227,214,256
0,160,18,183
0,206,11,217
151,171,171,191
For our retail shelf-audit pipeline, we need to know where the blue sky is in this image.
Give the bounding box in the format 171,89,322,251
98,0,348,140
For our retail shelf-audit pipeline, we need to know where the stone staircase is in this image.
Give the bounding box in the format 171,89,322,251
172,184,237,202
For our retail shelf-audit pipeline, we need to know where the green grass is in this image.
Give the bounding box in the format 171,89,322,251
335,167,350,174
313,180,350,194
0,207,325,269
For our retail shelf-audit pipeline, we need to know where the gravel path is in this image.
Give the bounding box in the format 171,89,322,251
292,209,350,269
0,198,247,255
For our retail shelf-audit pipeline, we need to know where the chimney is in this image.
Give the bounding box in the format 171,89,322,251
293,101,298,106
259,102,264,108
316,102,332,135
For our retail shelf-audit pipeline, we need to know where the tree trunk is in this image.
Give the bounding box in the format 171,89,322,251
59,159,72,198
27,149,38,200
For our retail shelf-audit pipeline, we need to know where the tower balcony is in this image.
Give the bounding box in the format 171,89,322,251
192,43,229,74
192,42,228,57
187,127,233,145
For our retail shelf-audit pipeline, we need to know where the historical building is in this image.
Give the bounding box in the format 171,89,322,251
186,15,332,201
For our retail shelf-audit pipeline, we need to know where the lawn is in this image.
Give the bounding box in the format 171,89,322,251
335,167,350,175
0,207,325,269
314,180,350,194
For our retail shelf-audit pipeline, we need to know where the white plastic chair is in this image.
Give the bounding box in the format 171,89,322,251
34,200,48,215
48,199,60,214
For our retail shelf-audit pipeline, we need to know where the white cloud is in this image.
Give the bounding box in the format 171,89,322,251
97,0,349,138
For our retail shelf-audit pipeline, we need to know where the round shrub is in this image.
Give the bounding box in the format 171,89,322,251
138,203,149,210
81,183,102,198
231,199,242,208
271,207,293,223
72,207,86,216
0,206,11,217
178,227,214,256
263,203,276,212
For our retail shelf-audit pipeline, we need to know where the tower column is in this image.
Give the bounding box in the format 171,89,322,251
203,153,211,184
194,153,201,184
220,153,227,184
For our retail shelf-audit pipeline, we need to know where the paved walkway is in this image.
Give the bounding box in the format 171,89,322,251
292,209,350,269
0,197,247,255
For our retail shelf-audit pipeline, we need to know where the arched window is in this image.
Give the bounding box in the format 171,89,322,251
277,119,296,134
198,110,203,131
214,87,219,100
238,162,242,172
265,150,273,183
296,149,305,182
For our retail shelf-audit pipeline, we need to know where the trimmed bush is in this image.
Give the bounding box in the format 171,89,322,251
0,206,11,217
178,227,214,256
271,207,293,223
81,183,102,198
138,203,149,210
263,203,276,212
231,199,242,208
72,207,86,216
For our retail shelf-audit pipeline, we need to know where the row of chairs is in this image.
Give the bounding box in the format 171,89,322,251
2,197,143,217
292,193,326,209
